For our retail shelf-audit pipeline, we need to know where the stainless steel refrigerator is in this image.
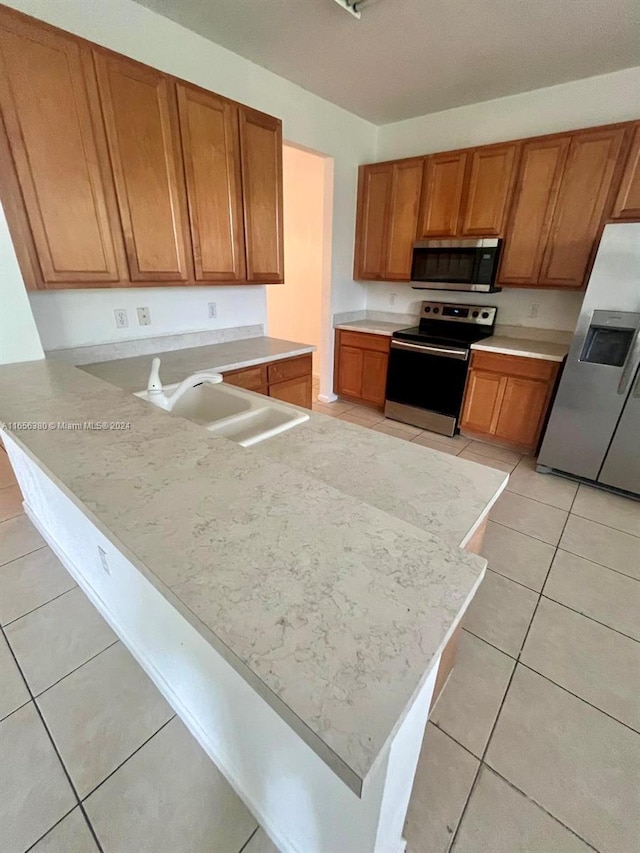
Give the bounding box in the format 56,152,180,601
538,223,640,497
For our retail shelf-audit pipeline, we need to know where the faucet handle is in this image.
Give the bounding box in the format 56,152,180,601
147,357,163,394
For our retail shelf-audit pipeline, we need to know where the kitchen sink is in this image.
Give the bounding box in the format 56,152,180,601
134,380,309,446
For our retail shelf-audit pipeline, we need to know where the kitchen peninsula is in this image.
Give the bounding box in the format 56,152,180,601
0,356,506,853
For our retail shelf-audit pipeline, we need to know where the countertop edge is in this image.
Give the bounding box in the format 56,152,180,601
470,340,568,362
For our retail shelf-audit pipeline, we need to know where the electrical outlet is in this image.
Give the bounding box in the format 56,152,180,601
389,292,397,307
98,546,110,575
137,306,151,326
114,308,128,329
528,303,539,320
208,302,217,319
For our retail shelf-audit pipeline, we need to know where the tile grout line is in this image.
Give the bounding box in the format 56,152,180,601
448,486,581,851
2,582,79,629
538,593,640,645
0,621,105,853
237,826,259,853
0,543,49,570
32,638,120,699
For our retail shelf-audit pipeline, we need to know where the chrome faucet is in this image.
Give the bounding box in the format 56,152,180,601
146,357,223,411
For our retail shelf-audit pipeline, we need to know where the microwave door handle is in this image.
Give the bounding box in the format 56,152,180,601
617,328,640,395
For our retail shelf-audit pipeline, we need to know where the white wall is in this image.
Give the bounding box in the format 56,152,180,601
4,0,376,362
376,67,640,160
366,283,583,332
0,203,44,364
267,145,329,374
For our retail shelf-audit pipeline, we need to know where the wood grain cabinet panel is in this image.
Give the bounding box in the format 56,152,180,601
269,375,312,409
611,123,640,221
94,51,191,282
334,330,390,406
0,11,123,285
418,151,467,238
268,354,312,385
239,107,284,283
498,136,570,286
460,351,560,453
539,127,626,289
354,163,393,280
222,365,267,393
384,158,424,279
176,83,246,282
460,144,518,236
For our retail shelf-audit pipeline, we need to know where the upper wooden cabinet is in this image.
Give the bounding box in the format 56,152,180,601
0,6,284,290
538,126,626,289
460,143,518,237
354,158,423,281
611,123,640,221
94,52,191,282
498,136,570,286
239,107,284,283
176,83,246,282
0,12,123,286
418,151,467,238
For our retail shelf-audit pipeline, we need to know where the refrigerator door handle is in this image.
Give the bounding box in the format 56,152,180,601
617,329,640,395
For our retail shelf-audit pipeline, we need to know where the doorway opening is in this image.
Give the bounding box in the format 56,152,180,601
267,142,334,403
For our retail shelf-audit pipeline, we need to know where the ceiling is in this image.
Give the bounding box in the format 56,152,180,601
134,0,640,124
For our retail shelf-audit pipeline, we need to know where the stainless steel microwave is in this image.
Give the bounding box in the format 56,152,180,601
411,238,502,292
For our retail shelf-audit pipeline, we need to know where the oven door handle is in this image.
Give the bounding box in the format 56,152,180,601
391,339,469,360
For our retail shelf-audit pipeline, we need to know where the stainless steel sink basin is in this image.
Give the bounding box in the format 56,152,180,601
134,380,308,446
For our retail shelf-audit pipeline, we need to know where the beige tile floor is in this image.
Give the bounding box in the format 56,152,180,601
1,395,639,852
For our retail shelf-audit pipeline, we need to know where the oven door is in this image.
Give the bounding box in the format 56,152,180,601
385,339,470,436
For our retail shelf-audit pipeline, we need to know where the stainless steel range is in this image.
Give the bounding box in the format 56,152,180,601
385,301,497,436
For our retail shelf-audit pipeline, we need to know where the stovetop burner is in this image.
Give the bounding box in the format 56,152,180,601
392,301,497,349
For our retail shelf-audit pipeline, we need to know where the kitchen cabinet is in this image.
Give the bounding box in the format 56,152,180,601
610,123,640,221
538,126,626,289
418,151,468,238
222,355,312,408
460,351,561,453
460,143,519,237
94,51,191,282
0,6,285,291
239,107,284,283
176,83,246,282
354,159,423,281
334,330,390,407
498,136,570,286
0,10,124,286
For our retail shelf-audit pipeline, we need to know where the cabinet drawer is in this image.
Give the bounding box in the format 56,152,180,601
338,331,391,353
223,364,267,392
470,351,557,381
268,354,312,384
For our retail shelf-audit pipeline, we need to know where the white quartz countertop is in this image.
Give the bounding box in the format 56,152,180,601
471,335,570,361
0,357,505,796
80,335,315,392
334,319,408,336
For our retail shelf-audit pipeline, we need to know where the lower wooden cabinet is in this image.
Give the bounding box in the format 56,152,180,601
334,330,390,407
222,354,312,409
460,351,561,454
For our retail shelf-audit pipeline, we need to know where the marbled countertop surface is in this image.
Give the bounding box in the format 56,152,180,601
80,336,316,392
334,319,409,336
471,336,570,362
0,357,505,795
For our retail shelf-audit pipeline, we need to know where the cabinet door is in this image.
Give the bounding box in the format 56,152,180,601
361,350,389,405
494,376,550,448
354,163,393,279
460,144,518,236
223,365,267,393
337,346,364,398
239,107,283,283
384,158,423,280
611,124,640,221
176,83,246,282
539,127,626,288
460,370,505,435
269,375,312,409
0,13,122,285
498,136,570,286
94,52,190,282
418,151,467,238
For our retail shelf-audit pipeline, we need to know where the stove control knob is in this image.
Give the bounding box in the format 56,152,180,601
472,310,479,318
481,311,490,319
433,307,440,314
424,306,431,313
